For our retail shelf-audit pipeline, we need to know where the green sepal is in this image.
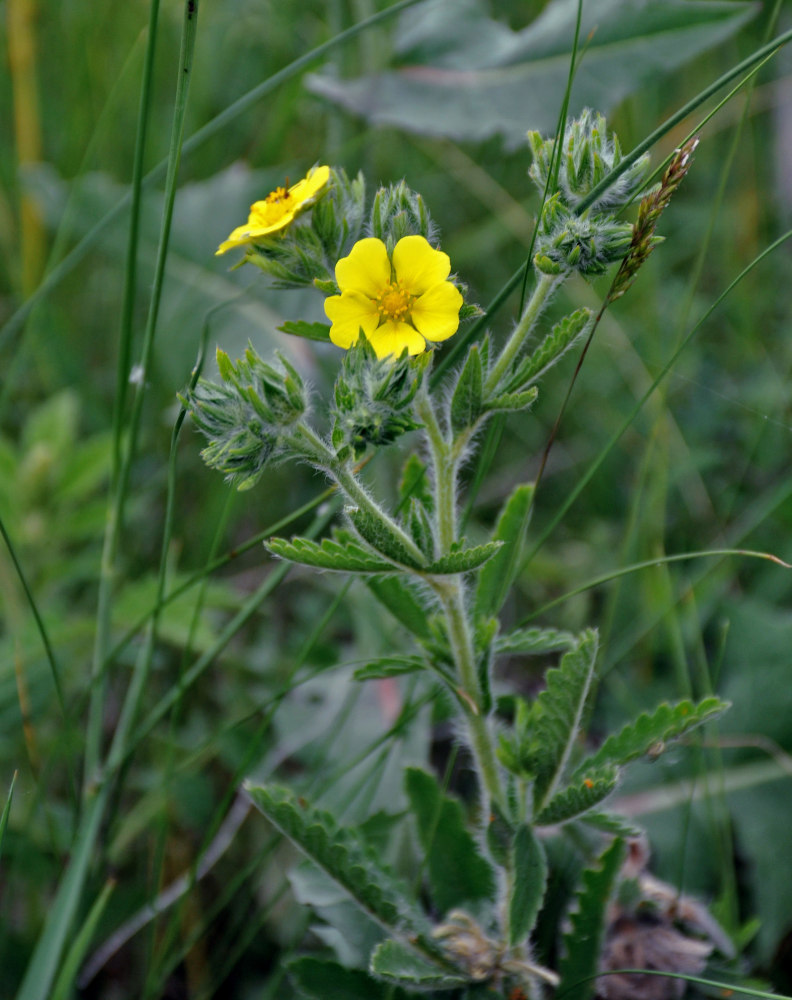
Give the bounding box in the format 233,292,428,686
534,253,564,275
557,837,627,1000
459,302,484,322
369,940,468,991
313,278,339,294
348,507,426,569
265,534,395,573
278,320,332,342
483,387,538,414
504,308,592,394
354,656,427,681
424,540,503,575
474,483,534,619
405,768,496,915
573,697,730,776
495,626,576,656
509,824,548,946
534,767,619,826
366,576,434,640
450,344,483,433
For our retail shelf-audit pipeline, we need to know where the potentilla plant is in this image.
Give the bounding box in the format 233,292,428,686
186,113,731,999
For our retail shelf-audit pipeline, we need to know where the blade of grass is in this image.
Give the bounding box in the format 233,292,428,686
50,879,115,1000
0,771,17,865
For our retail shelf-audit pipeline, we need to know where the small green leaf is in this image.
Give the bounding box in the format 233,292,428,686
450,344,483,433
475,484,534,619
496,626,576,656
558,838,627,1000
579,811,643,838
534,768,619,826
354,655,427,680
278,319,332,342
486,801,515,867
366,576,433,640
265,535,395,573
505,309,592,393
349,507,425,568
483,387,538,414
405,768,496,915
370,939,468,991
574,697,730,776
288,957,399,1000
509,824,548,946
398,453,433,511
425,540,502,575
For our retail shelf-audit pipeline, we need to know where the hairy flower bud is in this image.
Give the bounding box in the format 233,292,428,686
534,193,634,277
369,180,437,253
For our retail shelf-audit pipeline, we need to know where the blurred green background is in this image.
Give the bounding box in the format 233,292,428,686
2,0,792,996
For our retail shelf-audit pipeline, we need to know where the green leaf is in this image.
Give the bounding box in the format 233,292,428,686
509,824,548,946
530,630,599,814
450,344,483,433
278,319,332,342
398,452,433,511
51,880,115,1000
0,771,16,865
534,768,619,826
475,484,534,619
425,540,502,575
307,0,756,145
505,308,592,393
578,811,643,839
288,956,403,1000
405,768,496,915
575,697,730,776
557,838,627,1000
366,576,433,640
483,388,538,414
245,783,428,937
349,507,426,568
354,655,427,680
495,626,576,656
486,801,515,867
370,939,468,991
265,535,396,573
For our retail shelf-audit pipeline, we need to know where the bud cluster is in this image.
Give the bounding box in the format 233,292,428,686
369,180,437,254
533,192,634,277
185,346,308,490
331,336,429,462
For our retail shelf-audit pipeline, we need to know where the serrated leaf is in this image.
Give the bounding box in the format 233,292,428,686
531,630,599,814
475,484,534,619
575,697,730,776
399,453,433,511
366,576,434,640
509,824,548,946
245,784,427,938
288,956,400,1000
354,656,427,680
349,507,425,568
405,768,495,915
450,345,483,433
486,801,514,867
558,838,627,1000
370,939,468,991
483,387,538,414
425,541,502,575
505,309,592,393
495,626,576,656
534,768,618,826
307,0,756,146
579,811,643,839
278,320,332,342
265,535,395,573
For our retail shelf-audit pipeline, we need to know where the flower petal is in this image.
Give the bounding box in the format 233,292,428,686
335,238,390,297
325,292,379,349
288,164,330,205
411,281,463,342
392,235,451,295
368,320,426,359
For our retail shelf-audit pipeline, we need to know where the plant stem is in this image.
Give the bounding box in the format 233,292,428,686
484,271,558,394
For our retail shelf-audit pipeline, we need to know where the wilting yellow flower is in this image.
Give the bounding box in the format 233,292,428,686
216,165,330,255
324,236,463,359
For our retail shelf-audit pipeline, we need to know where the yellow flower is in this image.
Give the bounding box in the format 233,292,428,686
324,236,463,359
216,165,330,255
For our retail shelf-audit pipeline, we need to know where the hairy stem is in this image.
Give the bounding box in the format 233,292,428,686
485,272,559,394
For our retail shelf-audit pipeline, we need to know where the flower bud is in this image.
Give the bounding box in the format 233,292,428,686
369,181,437,254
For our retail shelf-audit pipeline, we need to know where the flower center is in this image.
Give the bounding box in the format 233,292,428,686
375,281,413,322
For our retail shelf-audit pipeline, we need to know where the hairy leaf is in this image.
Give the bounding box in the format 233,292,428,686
505,308,592,393
450,344,483,433
366,576,434,640
288,957,402,1000
349,507,425,568
354,655,427,680
496,626,577,656
425,540,503,575
245,784,428,938
370,939,468,991
575,697,730,776
530,630,599,813
509,824,548,946
265,535,395,573
405,768,496,915
399,452,433,511
558,838,627,1000
579,811,643,839
483,387,538,414
278,319,332,342
486,801,514,867
534,768,619,826
475,484,534,619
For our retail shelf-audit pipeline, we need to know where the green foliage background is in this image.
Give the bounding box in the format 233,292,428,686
1,0,792,996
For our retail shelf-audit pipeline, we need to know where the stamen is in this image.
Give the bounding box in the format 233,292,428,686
375,281,413,322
